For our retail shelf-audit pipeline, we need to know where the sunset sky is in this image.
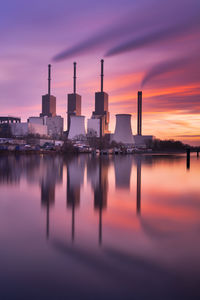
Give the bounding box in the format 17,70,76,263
0,0,200,145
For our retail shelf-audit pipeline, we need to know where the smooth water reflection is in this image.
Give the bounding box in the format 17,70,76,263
0,154,200,299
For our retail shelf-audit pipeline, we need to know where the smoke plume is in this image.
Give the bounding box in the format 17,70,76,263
105,16,200,57
141,53,199,87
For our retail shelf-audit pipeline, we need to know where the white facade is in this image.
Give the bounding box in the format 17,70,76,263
87,118,100,137
11,122,47,137
68,116,86,140
28,115,63,137
112,114,134,145
46,116,63,137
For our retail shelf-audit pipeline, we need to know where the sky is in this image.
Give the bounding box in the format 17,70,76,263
0,0,200,145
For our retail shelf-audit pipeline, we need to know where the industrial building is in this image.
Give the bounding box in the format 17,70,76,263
67,62,86,140
11,122,47,137
87,118,101,137
40,65,56,117
67,62,81,132
89,60,110,137
27,64,63,138
28,116,63,138
0,116,21,137
0,116,21,124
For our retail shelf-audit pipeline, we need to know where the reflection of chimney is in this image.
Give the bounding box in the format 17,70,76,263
101,59,104,92
41,180,55,240
137,91,142,135
48,64,51,96
136,158,141,215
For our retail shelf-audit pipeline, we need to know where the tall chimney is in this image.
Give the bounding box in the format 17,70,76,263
73,62,76,94
137,91,142,135
48,64,51,96
101,59,104,92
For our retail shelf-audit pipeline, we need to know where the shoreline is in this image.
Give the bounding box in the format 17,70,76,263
0,149,195,156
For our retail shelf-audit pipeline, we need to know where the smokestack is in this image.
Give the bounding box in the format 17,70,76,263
48,64,51,96
73,62,76,94
101,59,104,92
137,91,142,135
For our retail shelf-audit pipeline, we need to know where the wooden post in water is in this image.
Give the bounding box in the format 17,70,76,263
186,148,190,170
197,150,199,158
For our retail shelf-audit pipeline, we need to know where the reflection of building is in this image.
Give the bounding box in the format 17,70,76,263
0,156,21,184
114,156,132,190
136,157,141,215
87,156,109,245
66,156,85,241
40,156,63,239
41,179,55,239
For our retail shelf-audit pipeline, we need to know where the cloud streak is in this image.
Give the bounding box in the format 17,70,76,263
141,52,200,87
52,0,200,61
105,15,200,57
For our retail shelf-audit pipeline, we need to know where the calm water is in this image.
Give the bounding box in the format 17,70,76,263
0,153,200,300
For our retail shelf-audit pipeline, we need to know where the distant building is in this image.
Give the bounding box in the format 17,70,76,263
91,60,110,137
11,122,47,137
40,94,56,117
28,116,63,138
133,135,153,148
45,116,63,137
87,118,100,137
0,116,21,137
67,62,81,132
28,64,63,139
67,94,81,131
40,65,56,117
0,116,21,124
68,116,86,140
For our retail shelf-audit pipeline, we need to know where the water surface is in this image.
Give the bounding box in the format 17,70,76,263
0,153,200,299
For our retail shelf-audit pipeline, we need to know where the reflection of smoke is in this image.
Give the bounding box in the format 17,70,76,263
105,16,200,57
141,53,200,87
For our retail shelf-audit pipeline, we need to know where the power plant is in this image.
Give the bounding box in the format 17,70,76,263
0,60,153,149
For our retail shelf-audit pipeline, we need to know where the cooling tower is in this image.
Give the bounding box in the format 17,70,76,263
68,115,86,140
112,114,134,145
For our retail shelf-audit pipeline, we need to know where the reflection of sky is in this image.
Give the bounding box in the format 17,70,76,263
0,155,200,298
0,0,200,145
